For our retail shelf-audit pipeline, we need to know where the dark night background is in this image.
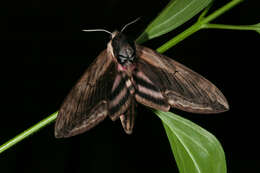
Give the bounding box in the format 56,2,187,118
1,0,260,172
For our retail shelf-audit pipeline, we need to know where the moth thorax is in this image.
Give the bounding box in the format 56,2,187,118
118,44,135,65
111,32,136,66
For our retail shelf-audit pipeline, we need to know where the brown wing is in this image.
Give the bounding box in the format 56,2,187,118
55,50,117,138
135,45,229,114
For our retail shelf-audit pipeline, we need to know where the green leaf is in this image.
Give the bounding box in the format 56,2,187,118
136,0,213,43
154,110,226,173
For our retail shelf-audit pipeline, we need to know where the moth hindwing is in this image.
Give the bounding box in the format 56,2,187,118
55,30,229,138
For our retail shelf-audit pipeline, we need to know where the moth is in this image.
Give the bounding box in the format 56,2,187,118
55,20,229,138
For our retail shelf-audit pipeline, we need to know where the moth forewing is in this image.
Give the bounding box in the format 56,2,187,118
55,50,117,138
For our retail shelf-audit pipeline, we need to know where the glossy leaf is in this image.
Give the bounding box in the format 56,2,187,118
136,0,212,43
154,110,226,173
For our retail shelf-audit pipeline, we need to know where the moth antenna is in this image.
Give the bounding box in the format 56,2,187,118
82,29,112,36
121,17,141,33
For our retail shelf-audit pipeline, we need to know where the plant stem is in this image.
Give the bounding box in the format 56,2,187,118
197,1,213,22
0,111,58,154
203,0,244,23
157,0,244,53
202,23,259,31
156,22,201,53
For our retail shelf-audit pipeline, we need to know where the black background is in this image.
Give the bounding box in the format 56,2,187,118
1,0,260,172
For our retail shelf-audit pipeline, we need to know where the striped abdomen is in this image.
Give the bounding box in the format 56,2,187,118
108,72,135,121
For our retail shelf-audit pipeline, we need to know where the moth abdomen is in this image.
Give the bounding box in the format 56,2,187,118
109,89,131,115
